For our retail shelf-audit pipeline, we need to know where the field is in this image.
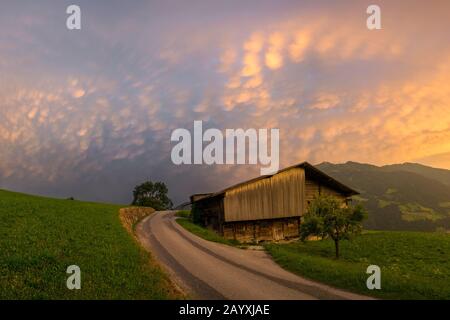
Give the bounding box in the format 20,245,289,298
265,231,450,299
0,189,177,299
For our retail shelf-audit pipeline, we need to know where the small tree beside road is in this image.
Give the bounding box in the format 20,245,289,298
300,194,367,259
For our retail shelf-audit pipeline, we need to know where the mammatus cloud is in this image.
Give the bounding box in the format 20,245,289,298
0,0,449,204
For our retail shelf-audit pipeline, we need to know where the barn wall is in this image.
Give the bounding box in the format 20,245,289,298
223,168,305,222
222,217,300,243
194,195,224,231
305,178,346,207
223,178,272,222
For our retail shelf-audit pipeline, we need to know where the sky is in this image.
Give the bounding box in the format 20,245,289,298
0,0,449,205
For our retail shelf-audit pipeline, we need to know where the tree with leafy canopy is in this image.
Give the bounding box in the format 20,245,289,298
300,194,367,259
132,181,173,210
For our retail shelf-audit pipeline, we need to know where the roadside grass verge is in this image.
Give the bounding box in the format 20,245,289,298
265,231,450,299
0,189,179,299
175,210,191,219
175,218,241,247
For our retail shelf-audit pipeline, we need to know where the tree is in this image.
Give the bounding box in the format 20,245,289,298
300,194,367,259
132,181,173,210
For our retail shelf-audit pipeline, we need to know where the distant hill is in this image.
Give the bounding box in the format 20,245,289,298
316,161,450,231
383,162,450,187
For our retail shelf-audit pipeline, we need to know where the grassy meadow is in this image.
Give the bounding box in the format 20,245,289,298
0,189,177,299
265,231,450,299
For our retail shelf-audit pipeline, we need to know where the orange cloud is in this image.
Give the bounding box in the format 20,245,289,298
265,32,285,70
289,30,311,62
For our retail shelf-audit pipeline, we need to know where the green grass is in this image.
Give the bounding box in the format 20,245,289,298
399,203,443,222
439,202,450,209
176,218,241,247
0,189,177,299
175,210,191,219
265,231,450,299
385,188,398,195
352,195,369,202
378,199,394,208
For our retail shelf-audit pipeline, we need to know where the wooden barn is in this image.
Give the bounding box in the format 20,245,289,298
190,162,358,242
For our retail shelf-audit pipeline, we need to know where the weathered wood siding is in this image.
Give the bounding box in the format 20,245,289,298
222,217,300,242
223,168,305,222
305,178,346,207
194,195,224,231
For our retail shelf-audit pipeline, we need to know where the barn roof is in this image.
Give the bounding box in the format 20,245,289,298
191,162,359,203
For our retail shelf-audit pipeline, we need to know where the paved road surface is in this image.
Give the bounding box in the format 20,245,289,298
136,211,372,300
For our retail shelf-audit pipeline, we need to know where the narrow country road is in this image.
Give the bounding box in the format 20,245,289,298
136,211,372,300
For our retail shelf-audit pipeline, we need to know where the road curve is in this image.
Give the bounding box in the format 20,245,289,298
136,211,372,300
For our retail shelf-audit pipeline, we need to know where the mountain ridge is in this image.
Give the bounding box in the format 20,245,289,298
315,161,450,231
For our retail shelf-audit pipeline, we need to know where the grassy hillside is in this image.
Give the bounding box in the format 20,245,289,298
0,189,176,299
265,231,450,300
316,161,450,231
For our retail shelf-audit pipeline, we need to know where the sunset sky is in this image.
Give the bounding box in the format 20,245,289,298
1,0,449,204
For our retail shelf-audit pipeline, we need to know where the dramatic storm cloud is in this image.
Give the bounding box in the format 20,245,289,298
0,0,449,204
